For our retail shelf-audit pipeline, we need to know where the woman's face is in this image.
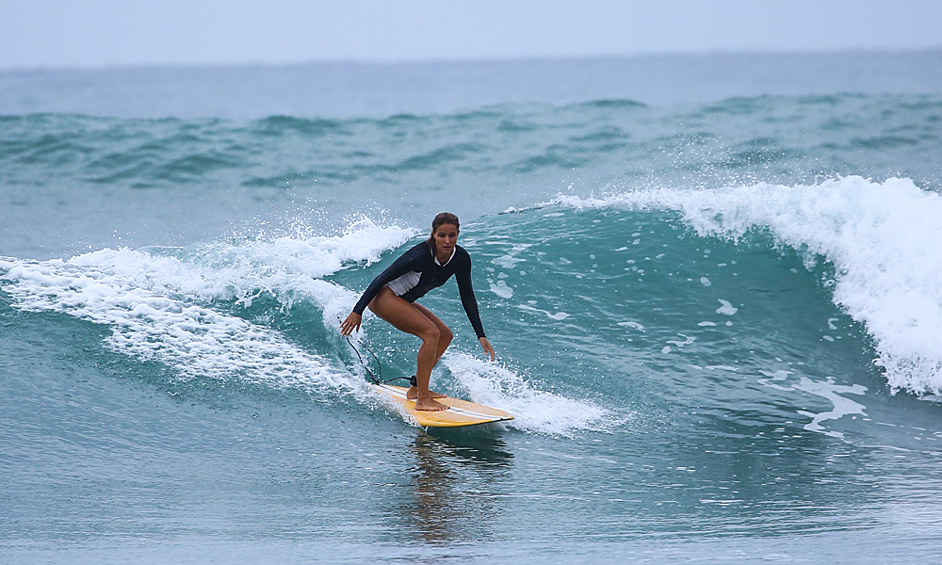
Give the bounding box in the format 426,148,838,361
432,223,459,255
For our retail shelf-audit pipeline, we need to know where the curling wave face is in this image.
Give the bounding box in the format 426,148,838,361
551,176,942,395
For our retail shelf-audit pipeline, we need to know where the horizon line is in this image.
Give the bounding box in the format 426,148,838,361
3,47,941,74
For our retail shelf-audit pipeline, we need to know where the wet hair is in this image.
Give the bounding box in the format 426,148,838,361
427,212,460,247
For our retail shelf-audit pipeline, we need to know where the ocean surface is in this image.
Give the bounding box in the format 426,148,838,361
2,52,942,564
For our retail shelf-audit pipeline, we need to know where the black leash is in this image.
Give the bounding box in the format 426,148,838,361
343,331,415,386
344,334,381,384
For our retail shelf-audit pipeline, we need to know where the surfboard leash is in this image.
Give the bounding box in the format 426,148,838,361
339,316,416,386
344,335,382,384
344,334,416,387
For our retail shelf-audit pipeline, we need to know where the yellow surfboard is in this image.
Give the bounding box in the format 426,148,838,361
374,383,514,428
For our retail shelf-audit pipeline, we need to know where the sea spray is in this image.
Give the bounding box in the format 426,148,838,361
443,351,616,436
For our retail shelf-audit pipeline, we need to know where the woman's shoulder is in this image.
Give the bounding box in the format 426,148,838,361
402,241,433,258
454,245,473,264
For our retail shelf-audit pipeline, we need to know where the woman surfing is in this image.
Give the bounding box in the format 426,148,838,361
340,213,495,411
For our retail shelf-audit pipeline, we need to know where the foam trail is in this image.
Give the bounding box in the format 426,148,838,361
0,220,418,397
443,352,617,436
552,177,942,395
0,252,348,393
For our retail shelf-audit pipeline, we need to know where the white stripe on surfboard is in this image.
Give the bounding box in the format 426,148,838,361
375,384,511,422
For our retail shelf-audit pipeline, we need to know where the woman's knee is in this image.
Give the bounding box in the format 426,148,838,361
420,325,441,346
439,325,454,346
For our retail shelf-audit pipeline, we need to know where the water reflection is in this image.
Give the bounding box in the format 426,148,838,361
399,429,513,545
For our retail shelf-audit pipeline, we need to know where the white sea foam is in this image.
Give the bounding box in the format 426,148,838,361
492,254,526,269
756,372,868,441
518,304,570,321
715,299,739,316
443,352,616,436
551,177,942,396
666,334,696,348
0,220,417,397
488,278,514,299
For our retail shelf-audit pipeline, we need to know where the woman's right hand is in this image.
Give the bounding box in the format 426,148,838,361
340,312,362,336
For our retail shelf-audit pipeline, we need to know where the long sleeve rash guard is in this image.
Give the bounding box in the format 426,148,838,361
352,242,486,339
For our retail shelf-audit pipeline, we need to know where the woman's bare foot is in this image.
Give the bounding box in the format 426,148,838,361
407,386,446,399
414,396,449,411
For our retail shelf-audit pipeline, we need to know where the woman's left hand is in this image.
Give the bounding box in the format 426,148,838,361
479,337,495,361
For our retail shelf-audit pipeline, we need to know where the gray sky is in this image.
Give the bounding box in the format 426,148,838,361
2,0,941,70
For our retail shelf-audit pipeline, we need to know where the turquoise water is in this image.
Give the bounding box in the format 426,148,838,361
2,54,942,563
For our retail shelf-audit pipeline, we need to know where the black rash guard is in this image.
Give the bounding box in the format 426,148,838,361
352,242,486,339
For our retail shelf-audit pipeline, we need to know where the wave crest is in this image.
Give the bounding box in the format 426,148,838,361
550,176,942,396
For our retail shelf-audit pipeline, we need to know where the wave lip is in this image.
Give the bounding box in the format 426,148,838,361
551,176,942,396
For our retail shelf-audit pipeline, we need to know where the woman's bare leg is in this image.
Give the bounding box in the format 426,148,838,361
368,288,448,411
407,302,453,399
413,302,453,364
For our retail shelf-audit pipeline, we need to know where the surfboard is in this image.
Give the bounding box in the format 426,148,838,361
373,383,514,428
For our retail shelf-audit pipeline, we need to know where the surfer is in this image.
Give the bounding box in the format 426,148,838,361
340,212,495,411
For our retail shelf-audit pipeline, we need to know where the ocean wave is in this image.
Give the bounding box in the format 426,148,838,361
549,176,942,396
0,215,608,435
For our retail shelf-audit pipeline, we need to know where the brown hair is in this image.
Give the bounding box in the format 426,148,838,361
427,212,460,247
